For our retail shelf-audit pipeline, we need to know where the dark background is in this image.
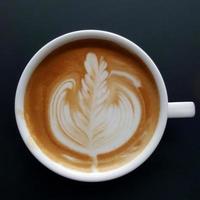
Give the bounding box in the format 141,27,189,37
1,0,199,199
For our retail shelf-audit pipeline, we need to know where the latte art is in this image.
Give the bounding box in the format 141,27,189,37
49,53,142,159
24,39,160,171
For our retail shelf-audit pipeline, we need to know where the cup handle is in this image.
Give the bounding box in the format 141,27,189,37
168,102,195,118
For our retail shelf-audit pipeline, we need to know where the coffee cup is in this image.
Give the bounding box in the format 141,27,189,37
15,30,195,182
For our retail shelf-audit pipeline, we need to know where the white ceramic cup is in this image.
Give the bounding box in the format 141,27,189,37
15,30,195,182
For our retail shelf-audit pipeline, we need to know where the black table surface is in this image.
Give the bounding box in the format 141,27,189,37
1,0,200,199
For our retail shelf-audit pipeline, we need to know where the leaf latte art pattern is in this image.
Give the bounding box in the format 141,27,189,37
49,52,142,160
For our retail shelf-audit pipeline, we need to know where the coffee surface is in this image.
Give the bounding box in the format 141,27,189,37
24,39,160,172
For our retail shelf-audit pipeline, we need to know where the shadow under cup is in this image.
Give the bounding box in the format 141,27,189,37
15,30,169,182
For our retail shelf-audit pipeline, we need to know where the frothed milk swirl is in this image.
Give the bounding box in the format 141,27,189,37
24,39,160,172
49,52,141,157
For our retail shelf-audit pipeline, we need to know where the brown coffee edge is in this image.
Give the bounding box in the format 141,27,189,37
24,39,160,172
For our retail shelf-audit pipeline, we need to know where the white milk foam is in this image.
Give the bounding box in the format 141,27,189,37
49,53,142,158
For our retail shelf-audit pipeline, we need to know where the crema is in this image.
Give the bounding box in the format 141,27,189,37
24,39,160,172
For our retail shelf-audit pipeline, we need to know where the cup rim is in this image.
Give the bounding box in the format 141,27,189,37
15,30,168,182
